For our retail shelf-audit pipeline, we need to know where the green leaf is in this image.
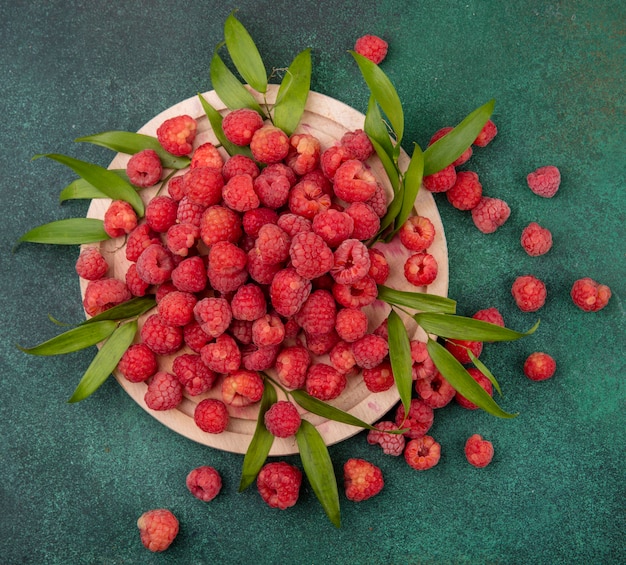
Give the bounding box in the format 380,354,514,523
414,313,539,342
18,321,117,356
351,51,404,145
224,11,267,94
423,99,495,176
33,154,144,216
59,170,130,202
387,309,413,417
239,381,277,491
17,218,110,246
468,350,502,396
75,131,190,169
273,48,311,136
296,420,341,528
81,297,156,324
392,143,424,239
377,285,456,314
427,338,517,418
364,95,395,161
68,320,137,403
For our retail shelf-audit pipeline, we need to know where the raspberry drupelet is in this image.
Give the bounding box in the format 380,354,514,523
257,462,302,510
464,434,494,468
570,277,611,312
186,466,222,502
343,458,385,502
137,509,179,552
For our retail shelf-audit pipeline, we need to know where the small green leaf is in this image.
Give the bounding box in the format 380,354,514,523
296,420,341,528
81,297,156,324
239,381,277,492
59,170,131,202
18,321,117,356
414,313,539,342
224,11,267,94
75,131,190,169
427,338,517,418
33,154,144,216
364,95,396,161
377,285,457,314
394,143,424,235
17,218,110,246
273,48,311,136
387,310,413,417
423,99,495,176
468,350,502,396
68,320,138,403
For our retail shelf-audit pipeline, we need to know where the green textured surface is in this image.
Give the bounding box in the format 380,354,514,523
1,1,624,563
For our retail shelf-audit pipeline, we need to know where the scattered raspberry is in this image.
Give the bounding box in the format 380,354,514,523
118,343,157,383
471,196,511,234
445,338,483,365
223,173,259,212
172,353,217,396
157,290,197,327
250,125,290,164
255,223,291,265
252,313,285,347
126,149,162,188
511,275,547,312
144,371,183,411
404,435,441,470
200,334,241,375
222,108,264,146
527,165,561,198
395,398,434,439
521,222,553,256
472,307,505,328
270,267,312,317
275,345,311,389
167,175,186,201
194,297,232,339
416,371,456,408
82,277,131,317
286,133,321,176
305,363,347,400
473,119,497,147
222,369,264,407
171,255,207,293
125,263,152,297
194,398,229,434
190,142,224,170
423,164,456,193
254,164,294,209
344,458,384,502
145,195,178,233
75,247,108,280
312,209,354,248
345,202,380,240
200,205,242,246
362,361,395,392
208,240,247,275
241,343,280,371
295,290,337,337
157,114,197,156
242,207,278,238
288,179,332,219
570,277,611,312
335,307,368,343
410,340,437,381
428,127,472,166
184,166,224,208
341,129,374,161
137,509,179,552
135,243,175,285
331,239,371,285
166,222,199,256
264,401,302,437
329,340,357,374
257,462,302,510
446,170,483,210
455,367,494,409
222,153,260,181
103,200,137,238
304,329,341,356
523,352,557,381
464,434,494,468
333,159,378,202
126,223,160,262
398,215,436,252
354,34,388,65
351,334,389,369
404,252,438,286
186,466,222,502
176,196,206,228
332,275,378,309
140,314,183,355
367,421,405,456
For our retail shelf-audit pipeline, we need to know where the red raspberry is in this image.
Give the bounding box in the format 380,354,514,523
230,284,266,321
471,196,511,234
136,243,175,285
145,196,178,233
364,182,388,217
118,343,157,383
201,334,241,374
354,34,388,65
341,129,374,161
137,509,179,552
295,290,337,336
222,369,264,407
208,266,246,294
183,320,212,353
446,171,483,210
428,127,472,166
166,223,199,257
167,175,185,201
250,125,289,164
373,319,388,340
343,458,384,502
140,314,183,355
242,207,278,238
367,248,390,285
289,232,334,280
352,334,389,369
404,252,438,287
305,363,347,400
277,213,312,237
172,353,217,396
423,164,456,193
200,205,242,246
194,398,229,433
416,371,456,408
253,165,294,209
527,165,560,198
176,196,206,228
208,241,247,275
194,297,232,338
255,224,291,265
511,275,547,312
125,264,149,297
275,345,311,389
222,108,264,146
257,462,302,510
286,133,321,176
410,340,437,381
264,401,302,437
222,173,259,212
252,313,285,347
395,398,434,439
455,367,494,409
335,307,368,343
270,267,312,317
103,200,137,238
75,247,108,280
473,119,497,147
329,340,357,374
183,166,224,208
288,179,332,220
222,154,260,182
190,142,224,170
155,281,177,303
464,434,494,468
363,361,395,392
523,352,556,381
332,275,378,308
331,239,371,285
157,114,197,156
404,435,441,470
345,202,380,240
241,343,280,371
283,316,301,341
445,338,483,365
171,256,207,293
520,222,553,256
570,277,611,312
247,249,283,285
472,307,505,327
186,466,222,502
367,421,405,456
300,168,332,194
126,223,160,262
312,209,354,248
144,371,183,411
82,277,131,317
157,291,197,327
333,159,378,203
126,149,162,188
398,215,436,252
304,329,341,356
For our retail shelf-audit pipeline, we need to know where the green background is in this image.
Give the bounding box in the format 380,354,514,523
1,1,624,563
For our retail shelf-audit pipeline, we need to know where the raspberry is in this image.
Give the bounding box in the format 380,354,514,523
186,466,222,502
247,249,283,285
157,290,197,327
335,307,368,343
82,277,131,317
275,345,311,389
329,340,357,374
157,114,197,156
257,462,302,510
222,153,260,181
140,314,183,355
252,313,285,347
332,275,378,308
455,367,494,409
345,202,380,240
250,125,289,164
208,264,247,294
471,197,511,234
222,369,264,407
312,209,354,248
362,361,395,392
286,133,321,176
103,200,137,238
183,320,212,353
472,307,505,328
208,241,247,275
527,165,560,198
200,334,241,375
172,353,217,395
445,338,483,365
255,224,291,265
137,509,179,552
446,170,483,210
118,343,157,383
264,401,302,437
200,205,242,247
416,371,456,408
223,173,259,212
184,166,224,208
176,196,206,228
230,284,266,321
155,281,177,303
398,215,436,252
373,319,388,340
288,232,334,280
126,223,160,262
167,175,186,201
364,182,388,217
288,179,332,219
242,207,278,238
523,352,557,381
295,290,337,336
408,340,436,381
145,195,178,233
473,119,497,147
305,363,347,400
171,256,207,293
404,435,441,470
429,127,472,166
194,297,232,338
352,334,389,369
253,165,294,209
341,129,374,161
126,149,162,188
333,159,378,202
511,275,547,312
331,239,371,285
166,222,199,256
241,343,280,371
404,252,438,286
189,142,223,170
270,267,312,317
229,319,254,345
464,434,494,468
354,34,388,65
423,164,456,193
144,371,183,411
304,329,341,356
367,248,390,285
570,277,611,312
194,398,229,433
343,458,384,502
136,243,175,285
222,108,264,146
520,222,553,256
283,317,301,341
76,247,108,280
367,421,405,456
395,398,434,439
320,145,353,180
301,168,332,194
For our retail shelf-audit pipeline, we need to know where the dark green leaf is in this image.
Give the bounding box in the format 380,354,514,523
395,143,424,232
273,48,311,136
18,321,117,356
387,310,413,417
468,350,502,396
81,297,156,324
364,95,395,160
296,420,341,527
59,170,131,202
377,285,456,314
239,381,277,491
224,11,267,94
17,218,110,246
427,338,517,418
414,313,539,341
68,320,138,403
423,99,495,176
